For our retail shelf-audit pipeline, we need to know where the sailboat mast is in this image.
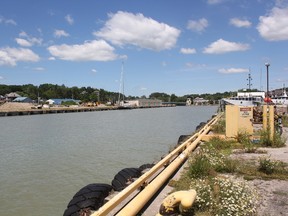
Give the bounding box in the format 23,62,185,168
118,61,124,105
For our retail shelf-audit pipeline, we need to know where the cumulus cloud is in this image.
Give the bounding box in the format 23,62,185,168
15,38,32,47
203,38,250,54
218,68,249,74
0,47,40,66
54,29,70,38
180,48,196,54
257,6,288,41
94,11,180,51
17,31,42,46
65,14,74,25
230,18,252,28
187,18,208,33
47,40,118,61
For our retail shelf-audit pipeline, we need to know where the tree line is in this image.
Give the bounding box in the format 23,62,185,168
0,83,247,104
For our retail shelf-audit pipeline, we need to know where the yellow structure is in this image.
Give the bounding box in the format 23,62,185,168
263,105,274,139
156,190,197,216
226,105,253,138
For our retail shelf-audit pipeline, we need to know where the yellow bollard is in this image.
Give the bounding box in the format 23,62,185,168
263,105,267,130
156,190,197,216
269,105,274,140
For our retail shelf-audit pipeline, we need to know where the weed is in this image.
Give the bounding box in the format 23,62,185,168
189,177,259,215
258,156,278,174
211,118,225,134
259,129,286,147
235,131,252,145
206,137,233,151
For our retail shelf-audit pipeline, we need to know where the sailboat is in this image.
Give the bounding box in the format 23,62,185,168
117,61,132,109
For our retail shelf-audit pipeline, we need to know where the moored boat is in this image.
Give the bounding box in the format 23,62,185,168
222,91,265,106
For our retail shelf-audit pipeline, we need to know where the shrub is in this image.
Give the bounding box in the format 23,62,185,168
235,131,252,145
259,129,286,147
207,137,233,151
211,119,225,134
258,156,279,175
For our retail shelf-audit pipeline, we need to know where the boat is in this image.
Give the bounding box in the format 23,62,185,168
221,91,265,106
117,61,132,109
271,87,288,105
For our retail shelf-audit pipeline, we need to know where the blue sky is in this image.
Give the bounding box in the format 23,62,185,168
0,0,288,97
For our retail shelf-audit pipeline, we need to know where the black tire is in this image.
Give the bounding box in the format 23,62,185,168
63,183,113,216
139,163,154,172
112,168,142,191
196,122,206,131
177,135,191,145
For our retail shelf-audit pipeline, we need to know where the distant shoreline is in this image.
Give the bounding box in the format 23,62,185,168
0,102,172,117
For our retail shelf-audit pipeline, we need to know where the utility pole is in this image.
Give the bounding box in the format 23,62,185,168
247,70,252,91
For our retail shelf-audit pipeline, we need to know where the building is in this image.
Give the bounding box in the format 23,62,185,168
125,99,162,107
193,97,209,105
5,92,21,101
13,97,33,103
46,98,81,105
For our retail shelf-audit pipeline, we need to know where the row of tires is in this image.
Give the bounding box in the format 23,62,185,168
63,122,207,216
63,164,154,216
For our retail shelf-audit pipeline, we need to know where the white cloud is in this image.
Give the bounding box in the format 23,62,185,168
54,29,70,38
65,14,74,25
203,38,250,54
207,0,224,5
94,11,180,51
91,69,97,73
47,40,118,61
15,38,32,47
0,47,40,66
257,6,288,41
180,48,196,54
187,18,208,33
230,18,252,28
218,68,249,74
0,16,17,25
33,67,45,71
18,31,42,46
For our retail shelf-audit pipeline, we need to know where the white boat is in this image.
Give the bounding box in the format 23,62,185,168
222,91,265,106
272,89,288,105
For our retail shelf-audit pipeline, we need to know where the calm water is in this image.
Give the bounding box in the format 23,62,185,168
0,106,217,216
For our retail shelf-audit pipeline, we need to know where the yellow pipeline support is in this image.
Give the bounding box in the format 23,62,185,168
92,113,222,216
156,190,197,216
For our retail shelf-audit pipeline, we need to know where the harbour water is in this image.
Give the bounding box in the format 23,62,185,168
0,106,217,216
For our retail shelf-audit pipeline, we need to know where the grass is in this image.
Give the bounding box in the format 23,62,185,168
169,133,288,215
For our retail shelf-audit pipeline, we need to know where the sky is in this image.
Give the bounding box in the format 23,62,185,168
0,0,288,97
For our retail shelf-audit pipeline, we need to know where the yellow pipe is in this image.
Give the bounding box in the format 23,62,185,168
91,115,211,216
156,190,197,216
115,114,221,216
92,113,222,216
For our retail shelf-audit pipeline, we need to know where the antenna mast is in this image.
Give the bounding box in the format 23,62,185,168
247,69,252,90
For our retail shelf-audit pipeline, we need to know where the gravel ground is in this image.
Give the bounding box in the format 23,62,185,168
144,127,288,216
231,127,288,216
